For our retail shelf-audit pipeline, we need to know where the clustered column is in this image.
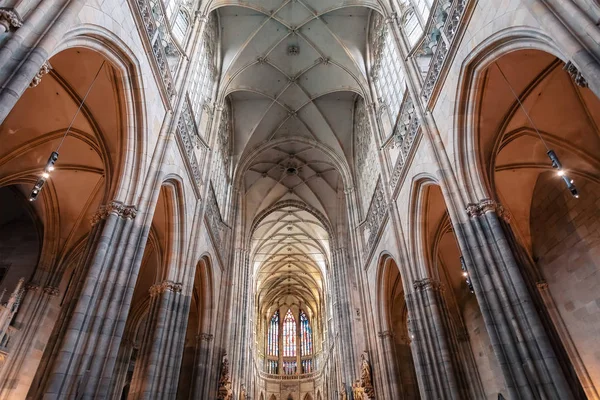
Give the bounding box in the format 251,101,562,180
463,199,574,399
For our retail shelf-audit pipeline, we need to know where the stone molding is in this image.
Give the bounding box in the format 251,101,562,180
466,198,511,222
149,280,183,297
412,278,443,292
564,61,588,88
29,61,52,88
0,8,23,32
91,201,138,225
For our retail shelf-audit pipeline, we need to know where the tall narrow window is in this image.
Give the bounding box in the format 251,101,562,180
268,311,279,356
403,9,422,47
283,309,296,357
173,10,189,44
188,14,217,125
300,310,312,356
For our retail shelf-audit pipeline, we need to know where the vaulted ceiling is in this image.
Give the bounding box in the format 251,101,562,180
210,0,382,317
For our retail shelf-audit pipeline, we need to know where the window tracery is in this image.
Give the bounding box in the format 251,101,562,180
268,311,279,356
283,309,296,357
300,310,312,357
211,101,232,214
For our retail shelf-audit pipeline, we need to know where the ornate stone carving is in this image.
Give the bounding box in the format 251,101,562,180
239,384,247,400
217,355,233,400
368,12,387,82
363,181,387,255
149,280,183,297
43,286,60,296
177,99,205,190
29,61,52,88
197,332,214,342
389,96,421,191
352,380,365,400
377,330,394,339
0,8,22,32
91,201,137,225
419,0,468,102
564,61,588,88
466,199,510,222
413,278,443,292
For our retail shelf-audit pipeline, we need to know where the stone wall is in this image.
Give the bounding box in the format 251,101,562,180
531,172,600,389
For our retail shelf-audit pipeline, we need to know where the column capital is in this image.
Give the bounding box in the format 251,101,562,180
197,332,214,342
377,330,394,339
149,280,183,297
412,278,443,292
536,280,549,290
466,198,511,222
0,8,23,32
91,201,138,225
29,61,52,88
564,61,588,88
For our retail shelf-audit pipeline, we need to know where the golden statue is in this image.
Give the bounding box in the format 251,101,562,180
360,352,374,398
217,355,233,400
339,382,347,400
239,384,247,400
352,380,365,400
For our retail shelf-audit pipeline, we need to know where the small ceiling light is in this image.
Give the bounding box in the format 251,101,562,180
42,172,50,179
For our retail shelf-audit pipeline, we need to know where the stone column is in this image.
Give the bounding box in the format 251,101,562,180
0,283,59,399
128,280,184,400
462,199,575,399
192,332,214,398
405,278,468,400
376,330,401,400
36,201,139,399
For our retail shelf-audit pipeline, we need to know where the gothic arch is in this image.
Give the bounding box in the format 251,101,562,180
455,29,600,398
52,25,149,204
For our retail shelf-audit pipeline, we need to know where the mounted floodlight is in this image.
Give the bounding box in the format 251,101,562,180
548,150,579,198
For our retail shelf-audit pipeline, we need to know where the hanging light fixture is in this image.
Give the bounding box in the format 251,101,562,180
29,60,105,201
495,62,579,199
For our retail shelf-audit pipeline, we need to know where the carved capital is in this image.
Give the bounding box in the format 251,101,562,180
0,8,23,32
29,61,52,88
413,278,443,292
377,330,394,339
25,282,41,292
91,201,137,225
43,286,60,296
149,280,183,297
197,332,214,342
536,280,549,290
466,198,509,221
564,61,588,88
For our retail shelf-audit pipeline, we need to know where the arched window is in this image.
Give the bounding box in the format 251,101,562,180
163,0,177,20
268,310,279,356
173,10,189,44
283,309,296,357
300,310,312,356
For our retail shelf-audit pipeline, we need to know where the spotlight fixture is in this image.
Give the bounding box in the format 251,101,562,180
547,150,579,198
460,256,474,294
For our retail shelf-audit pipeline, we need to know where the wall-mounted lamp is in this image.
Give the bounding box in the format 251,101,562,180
460,256,474,294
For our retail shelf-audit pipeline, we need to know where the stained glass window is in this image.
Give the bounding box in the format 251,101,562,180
267,360,278,374
302,359,313,374
300,310,312,356
268,311,279,356
283,309,296,357
283,361,297,375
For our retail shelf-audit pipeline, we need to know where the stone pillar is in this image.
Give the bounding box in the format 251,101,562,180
192,332,214,398
376,331,401,400
463,199,575,399
0,283,59,399
406,278,467,400
128,280,184,400
36,201,139,399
